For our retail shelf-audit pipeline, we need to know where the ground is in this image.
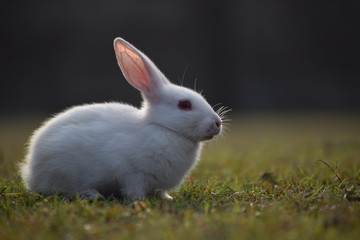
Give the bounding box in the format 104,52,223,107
0,112,359,240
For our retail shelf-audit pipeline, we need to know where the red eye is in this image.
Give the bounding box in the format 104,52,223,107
178,100,192,110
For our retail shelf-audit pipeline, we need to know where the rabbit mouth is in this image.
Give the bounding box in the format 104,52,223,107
201,135,215,141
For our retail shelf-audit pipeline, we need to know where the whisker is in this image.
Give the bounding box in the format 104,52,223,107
199,90,204,97
219,130,229,138
219,109,232,117
221,118,232,122
216,106,231,113
219,111,232,118
212,102,222,109
194,78,199,91
181,64,189,86
222,126,231,131
177,76,183,85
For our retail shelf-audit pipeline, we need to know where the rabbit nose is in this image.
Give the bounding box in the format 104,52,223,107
215,120,221,128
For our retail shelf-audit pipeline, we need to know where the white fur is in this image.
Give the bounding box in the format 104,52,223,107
20,38,222,200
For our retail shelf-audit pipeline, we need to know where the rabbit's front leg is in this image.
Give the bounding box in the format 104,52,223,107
122,175,147,200
156,190,174,201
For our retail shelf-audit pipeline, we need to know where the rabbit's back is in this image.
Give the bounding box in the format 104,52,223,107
21,103,143,194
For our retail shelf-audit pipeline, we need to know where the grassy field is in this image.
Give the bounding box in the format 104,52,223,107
0,113,359,240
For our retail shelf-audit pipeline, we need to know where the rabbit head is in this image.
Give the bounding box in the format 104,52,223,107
114,38,222,142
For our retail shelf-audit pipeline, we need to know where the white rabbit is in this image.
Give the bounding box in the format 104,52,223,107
20,37,224,201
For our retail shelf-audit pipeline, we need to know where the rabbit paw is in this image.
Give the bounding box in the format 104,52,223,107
78,189,105,201
157,190,174,201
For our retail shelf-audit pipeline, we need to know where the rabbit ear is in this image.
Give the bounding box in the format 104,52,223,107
114,38,169,99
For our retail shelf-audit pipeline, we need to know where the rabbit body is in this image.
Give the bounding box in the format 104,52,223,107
22,103,201,199
21,38,222,200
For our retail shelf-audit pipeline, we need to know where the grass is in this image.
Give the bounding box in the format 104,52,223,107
0,112,360,240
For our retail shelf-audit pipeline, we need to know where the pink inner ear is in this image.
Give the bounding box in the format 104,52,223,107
116,42,151,92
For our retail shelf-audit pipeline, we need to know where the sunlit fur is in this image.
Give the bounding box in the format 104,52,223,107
20,38,225,200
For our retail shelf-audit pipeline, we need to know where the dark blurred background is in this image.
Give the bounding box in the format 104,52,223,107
1,0,360,115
